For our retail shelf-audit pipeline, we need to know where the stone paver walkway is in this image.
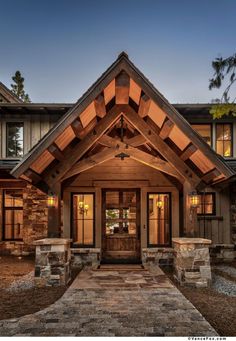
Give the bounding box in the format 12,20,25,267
0,265,218,336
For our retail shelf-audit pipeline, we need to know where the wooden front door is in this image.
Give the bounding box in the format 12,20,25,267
102,189,141,263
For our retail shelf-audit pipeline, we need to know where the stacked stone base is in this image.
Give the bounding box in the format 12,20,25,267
71,248,101,267
172,238,212,288
210,244,236,263
142,248,174,266
34,239,71,287
0,241,33,256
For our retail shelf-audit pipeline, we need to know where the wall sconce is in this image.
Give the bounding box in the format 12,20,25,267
189,191,200,208
156,196,163,209
47,193,56,208
79,201,89,215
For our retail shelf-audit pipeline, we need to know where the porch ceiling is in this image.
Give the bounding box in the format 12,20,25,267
11,52,234,193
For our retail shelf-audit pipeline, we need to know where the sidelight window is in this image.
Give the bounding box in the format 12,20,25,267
148,193,171,246
72,193,94,246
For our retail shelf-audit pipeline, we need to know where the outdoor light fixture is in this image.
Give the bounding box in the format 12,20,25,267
47,193,56,208
156,196,164,209
79,200,89,215
189,191,200,208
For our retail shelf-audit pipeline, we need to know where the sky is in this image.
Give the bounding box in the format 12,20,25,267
0,0,235,103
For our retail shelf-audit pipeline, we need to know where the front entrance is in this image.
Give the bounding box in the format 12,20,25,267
102,189,141,263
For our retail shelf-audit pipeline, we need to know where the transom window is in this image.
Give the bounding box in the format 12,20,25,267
216,124,232,157
148,193,171,246
197,193,216,215
72,193,94,246
6,122,24,158
191,124,212,146
3,189,23,240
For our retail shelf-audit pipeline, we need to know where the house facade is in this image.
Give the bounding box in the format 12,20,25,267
0,53,236,264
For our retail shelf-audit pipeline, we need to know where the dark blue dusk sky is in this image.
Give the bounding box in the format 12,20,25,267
0,0,235,103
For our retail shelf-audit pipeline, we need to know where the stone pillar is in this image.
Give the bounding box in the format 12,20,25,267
172,238,212,288
34,238,72,287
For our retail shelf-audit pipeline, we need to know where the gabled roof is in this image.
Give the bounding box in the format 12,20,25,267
0,81,22,103
11,52,234,192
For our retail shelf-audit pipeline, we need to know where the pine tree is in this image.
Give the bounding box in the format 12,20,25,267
209,54,236,118
11,70,31,103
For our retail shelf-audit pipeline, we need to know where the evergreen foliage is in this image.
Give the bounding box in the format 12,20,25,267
11,70,31,103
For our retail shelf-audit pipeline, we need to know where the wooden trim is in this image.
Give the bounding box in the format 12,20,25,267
159,119,174,140
180,143,197,161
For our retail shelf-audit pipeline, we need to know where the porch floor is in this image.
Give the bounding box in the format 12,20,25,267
0,265,217,336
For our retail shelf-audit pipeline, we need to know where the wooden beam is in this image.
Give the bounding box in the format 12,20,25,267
202,168,221,183
71,119,83,137
48,143,65,161
159,119,174,140
24,169,41,184
180,143,197,161
94,94,106,118
123,134,146,147
99,135,184,181
44,106,122,187
138,94,151,118
62,147,119,180
115,71,130,104
121,105,201,187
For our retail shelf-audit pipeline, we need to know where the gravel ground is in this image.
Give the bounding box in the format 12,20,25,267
6,271,35,292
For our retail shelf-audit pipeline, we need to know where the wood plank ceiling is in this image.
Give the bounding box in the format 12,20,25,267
11,54,234,193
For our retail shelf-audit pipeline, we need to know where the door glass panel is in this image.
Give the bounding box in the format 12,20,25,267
148,193,170,246
104,190,137,236
72,194,94,245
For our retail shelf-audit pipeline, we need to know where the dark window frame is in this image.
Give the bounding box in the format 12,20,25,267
2,189,23,241
215,123,233,157
6,122,24,158
197,192,216,216
71,192,95,248
191,123,213,147
147,192,172,247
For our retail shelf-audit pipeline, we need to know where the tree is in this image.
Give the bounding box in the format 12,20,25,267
209,53,236,119
11,70,31,103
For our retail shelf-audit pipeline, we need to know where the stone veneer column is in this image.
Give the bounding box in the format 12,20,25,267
172,238,212,288
33,238,71,287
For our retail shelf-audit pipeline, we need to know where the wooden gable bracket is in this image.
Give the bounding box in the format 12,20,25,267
99,135,184,182
24,168,41,184
138,94,151,118
43,106,123,187
159,119,174,140
120,104,202,188
94,94,106,118
48,143,65,161
180,143,197,161
123,134,146,147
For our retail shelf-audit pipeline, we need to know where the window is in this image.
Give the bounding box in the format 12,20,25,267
148,193,171,246
6,122,24,157
72,193,94,246
197,193,215,215
191,124,212,146
3,190,23,240
216,124,232,157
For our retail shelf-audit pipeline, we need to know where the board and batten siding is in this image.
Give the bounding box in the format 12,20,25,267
0,114,60,158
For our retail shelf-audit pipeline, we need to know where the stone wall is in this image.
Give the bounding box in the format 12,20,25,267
34,239,71,287
142,248,174,266
71,248,101,267
0,184,48,255
172,238,212,288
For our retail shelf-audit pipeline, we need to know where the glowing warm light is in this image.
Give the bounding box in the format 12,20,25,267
47,195,55,207
189,192,200,208
156,200,163,209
